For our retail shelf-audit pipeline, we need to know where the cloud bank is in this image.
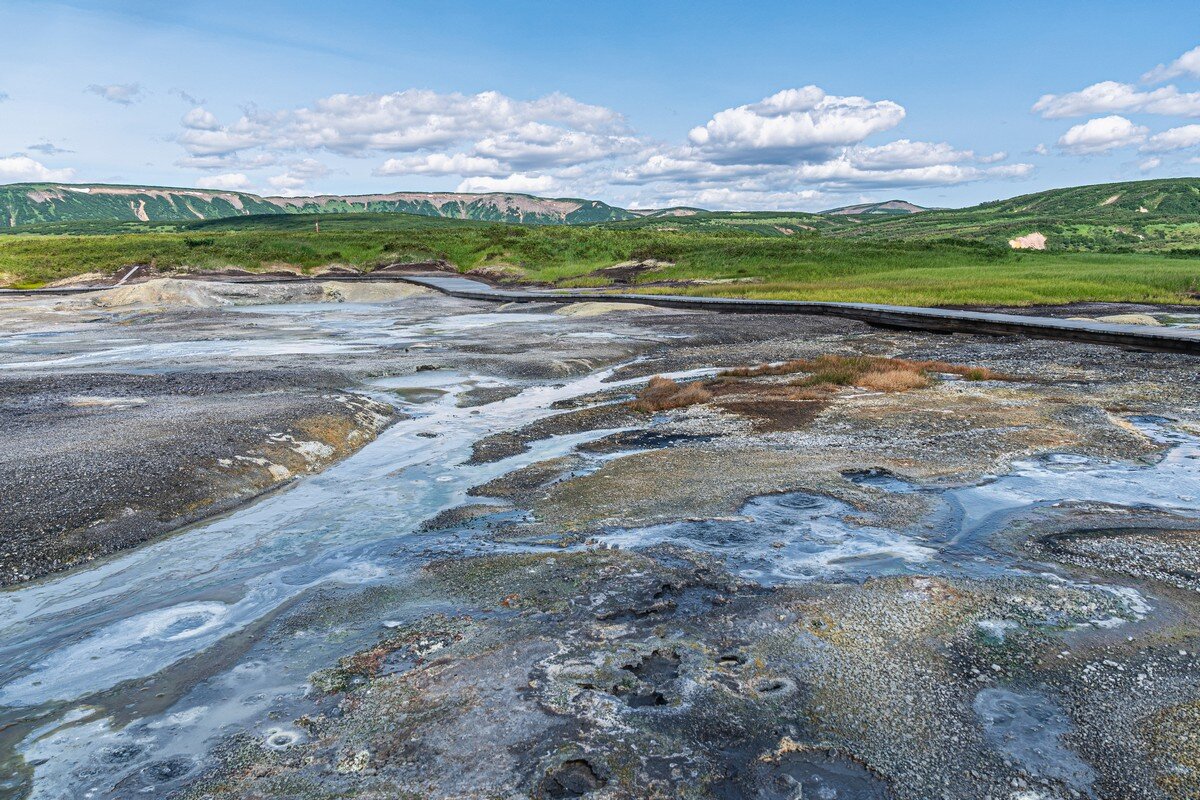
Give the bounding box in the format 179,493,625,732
164,84,1031,206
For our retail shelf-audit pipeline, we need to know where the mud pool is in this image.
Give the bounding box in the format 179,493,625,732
1,285,1199,799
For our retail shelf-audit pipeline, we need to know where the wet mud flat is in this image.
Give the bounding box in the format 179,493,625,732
0,280,1199,799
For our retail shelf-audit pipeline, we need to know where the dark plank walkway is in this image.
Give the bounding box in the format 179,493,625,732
399,274,1200,355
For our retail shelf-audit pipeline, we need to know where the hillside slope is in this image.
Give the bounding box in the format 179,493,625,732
604,210,839,237
976,178,1200,216
827,178,1200,251
0,184,638,228
821,200,928,215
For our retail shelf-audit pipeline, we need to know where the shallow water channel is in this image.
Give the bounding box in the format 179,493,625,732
1,299,1198,799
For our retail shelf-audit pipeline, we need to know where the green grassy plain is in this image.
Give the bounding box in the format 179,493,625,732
2,212,1197,306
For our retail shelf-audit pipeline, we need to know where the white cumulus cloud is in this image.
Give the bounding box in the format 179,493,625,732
272,89,627,155
181,107,222,131
1143,44,1200,83
791,159,1032,188
662,186,827,211
687,86,906,163
455,173,556,194
204,173,252,190
1141,123,1200,153
172,83,1034,208
265,159,331,196
616,136,1029,197
1056,116,1148,154
473,123,640,169
1032,81,1200,118
0,156,76,182
846,139,977,170
174,89,637,181
177,107,266,159
375,153,506,177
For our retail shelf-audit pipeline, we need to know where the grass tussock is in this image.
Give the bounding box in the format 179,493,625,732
855,368,930,392
721,354,1013,394
708,379,831,401
630,376,713,413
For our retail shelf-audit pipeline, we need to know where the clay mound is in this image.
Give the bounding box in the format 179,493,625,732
553,301,665,318
78,279,271,308
66,278,433,309
1068,313,1164,327
319,282,430,303
52,277,436,311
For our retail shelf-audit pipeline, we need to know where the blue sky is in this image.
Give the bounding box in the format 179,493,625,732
2,0,1199,210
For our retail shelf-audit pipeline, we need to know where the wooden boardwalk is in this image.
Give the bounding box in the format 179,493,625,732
400,274,1200,355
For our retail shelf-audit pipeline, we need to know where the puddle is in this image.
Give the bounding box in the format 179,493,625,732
973,688,1096,794
603,491,935,584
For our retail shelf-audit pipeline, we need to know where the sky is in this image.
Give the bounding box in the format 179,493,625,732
1,0,1200,211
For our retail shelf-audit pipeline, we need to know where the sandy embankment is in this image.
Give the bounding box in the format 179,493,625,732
64,277,430,309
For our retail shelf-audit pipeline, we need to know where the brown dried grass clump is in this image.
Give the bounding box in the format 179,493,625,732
720,360,812,378
855,368,930,392
720,354,1015,394
707,379,830,402
899,359,1010,381
630,376,713,413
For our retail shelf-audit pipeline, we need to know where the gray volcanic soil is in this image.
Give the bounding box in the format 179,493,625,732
1,280,1199,800
0,370,393,584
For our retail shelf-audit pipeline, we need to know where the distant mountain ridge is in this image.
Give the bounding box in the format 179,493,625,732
0,183,640,228
3,178,1198,232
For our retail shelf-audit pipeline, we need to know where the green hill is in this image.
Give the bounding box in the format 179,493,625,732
4,177,1200,253
604,210,839,237
0,183,638,229
823,178,1200,252
974,178,1200,216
